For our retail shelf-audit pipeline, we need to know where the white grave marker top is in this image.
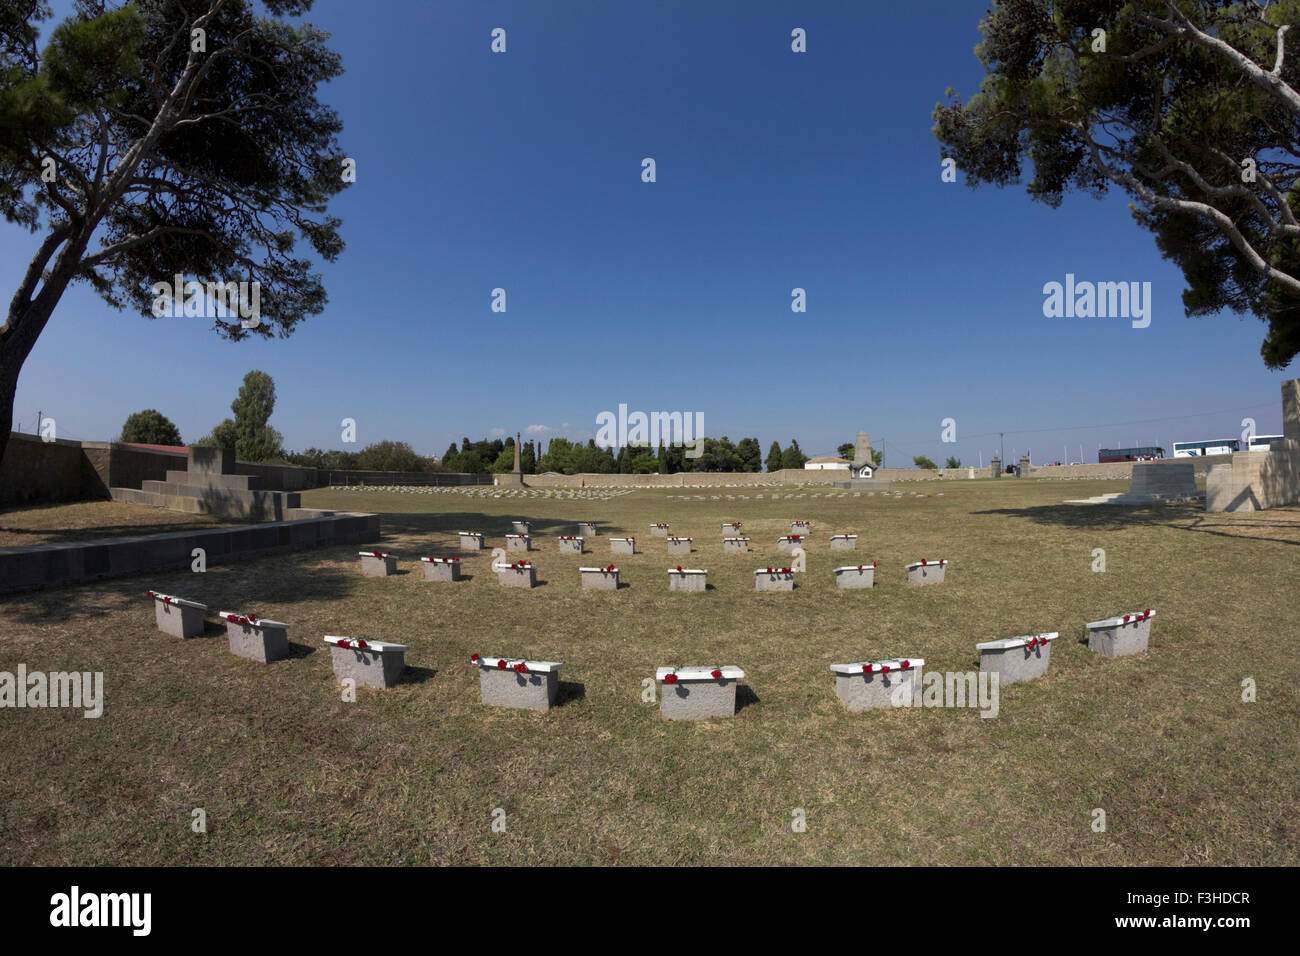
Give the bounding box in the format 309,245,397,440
656,665,744,681
145,591,205,610
829,658,925,675
470,654,562,673
1086,609,1155,629
975,633,1059,651
220,611,289,628
325,635,408,653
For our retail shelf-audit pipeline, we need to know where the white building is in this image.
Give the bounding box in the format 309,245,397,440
805,456,851,471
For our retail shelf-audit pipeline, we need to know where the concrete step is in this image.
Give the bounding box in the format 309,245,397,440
163,469,261,491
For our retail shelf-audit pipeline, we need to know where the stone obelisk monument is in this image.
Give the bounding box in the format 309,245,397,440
501,432,526,487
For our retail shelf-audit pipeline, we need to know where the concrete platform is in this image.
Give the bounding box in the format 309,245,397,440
0,511,380,594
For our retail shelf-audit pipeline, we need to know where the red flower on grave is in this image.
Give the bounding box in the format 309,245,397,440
163,596,171,605
1027,637,1038,649
337,639,350,649
372,551,382,558
872,562,877,568
857,565,863,570
514,662,529,674
356,639,368,650
781,568,791,574
921,559,928,567
901,660,912,670
497,658,507,670
146,590,154,599
710,669,723,680
766,567,773,574
605,565,615,572
664,673,678,685
1123,615,1131,623
470,653,480,662
1144,608,1152,618
676,565,683,573
880,665,891,674
862,664,873,674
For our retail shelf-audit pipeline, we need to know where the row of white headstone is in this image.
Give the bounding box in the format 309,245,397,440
144,589,1156,715
357,549,949,590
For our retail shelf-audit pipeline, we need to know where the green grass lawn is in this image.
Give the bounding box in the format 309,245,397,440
1,479,1296,865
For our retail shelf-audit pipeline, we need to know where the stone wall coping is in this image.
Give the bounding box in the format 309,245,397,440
906,559,948,569
833,564,878,573
420,556,461,563
220,611,289,629
976,632,1060,651
829,658,925,675
325,635,408,653
145,591,206,611
1086,610,1156,629
656,665,744,681
474,656,562,673
666,568,706,575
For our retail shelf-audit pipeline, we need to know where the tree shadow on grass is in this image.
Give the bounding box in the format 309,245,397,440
1,554,362,624
974,502,1300,548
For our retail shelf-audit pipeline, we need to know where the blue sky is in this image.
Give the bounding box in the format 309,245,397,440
3,0,1291,467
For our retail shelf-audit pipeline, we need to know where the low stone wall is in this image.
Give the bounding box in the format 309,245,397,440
0,510,381,594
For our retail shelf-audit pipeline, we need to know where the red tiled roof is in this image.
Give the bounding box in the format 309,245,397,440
120,442,188,454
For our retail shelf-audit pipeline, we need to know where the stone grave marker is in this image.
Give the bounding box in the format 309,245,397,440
830,658,924,711
146,590,206,638
1086,609,1155,658
326,635,407,689
472,654,562,711
755,567,795,591
668,567,707,592
977,632,1058,684
221,610,290,664
833,563,876,589
420,556,462,582
906,558,947,584
656,666,744,720
359,550,397,576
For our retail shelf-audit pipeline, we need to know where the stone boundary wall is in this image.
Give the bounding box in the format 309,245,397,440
500,457,1233,489
1,433,489,505
0,510,381,595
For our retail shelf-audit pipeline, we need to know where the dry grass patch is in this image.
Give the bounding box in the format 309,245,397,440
0,500,242,548
0,479,1296,865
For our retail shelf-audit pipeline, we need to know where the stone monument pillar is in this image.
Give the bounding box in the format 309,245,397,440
990,457,1001,478
1017,455,1031,477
